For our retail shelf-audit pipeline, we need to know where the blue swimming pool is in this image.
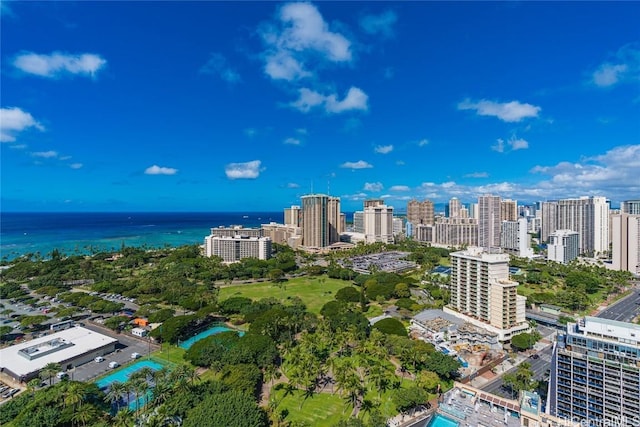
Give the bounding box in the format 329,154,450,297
95,360,163,389
179,325,244,349
426,414,459,427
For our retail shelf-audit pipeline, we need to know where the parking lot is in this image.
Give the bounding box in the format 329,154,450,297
66,323,157,383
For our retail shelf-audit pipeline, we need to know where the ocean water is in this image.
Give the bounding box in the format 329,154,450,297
0,212,282,261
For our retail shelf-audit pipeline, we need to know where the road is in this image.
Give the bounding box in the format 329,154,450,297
595,288,640,322
479,345,554,398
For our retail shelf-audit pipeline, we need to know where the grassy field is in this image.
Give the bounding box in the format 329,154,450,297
218,276,356,314
269,387,348,426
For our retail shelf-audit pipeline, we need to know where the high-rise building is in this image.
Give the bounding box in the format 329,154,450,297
407,199,434,225
353,211,364,233
204,235,272,262
301,194,341,248
392,217,404,236
433,217,478,247
548,317,640,424
363,203,394,243
449,197,462,218
261,222,302,248
501,218,534,258
621,200,640,215
541,197,609,256
445,247,528,341
541,201,558,243
500,199,518,222
478,194,502,249
209,226,263,238
611,213,640,275
469,203,479,220
547,229,579,264
284,205,301,226
364,199,385,208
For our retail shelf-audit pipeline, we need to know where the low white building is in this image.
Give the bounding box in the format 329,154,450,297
0,326,118,382
131,327,148,337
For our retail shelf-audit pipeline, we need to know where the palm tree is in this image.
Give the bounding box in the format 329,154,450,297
72,403,99,427
105,381,127,411
27,378,41,396
63,381,86,410
40,362,61,386
112,408,135,427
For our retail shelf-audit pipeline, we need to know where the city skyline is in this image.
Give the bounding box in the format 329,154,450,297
1,2,639,212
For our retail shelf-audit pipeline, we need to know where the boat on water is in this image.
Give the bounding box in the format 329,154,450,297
242,215,249,218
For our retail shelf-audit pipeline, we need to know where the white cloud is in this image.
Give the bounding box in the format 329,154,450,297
359,10,397,38
398,144,640,204
417,139,429,147
364,182,383,192
145,165,178,175
244,128,257,138
70,163,83,169
492,136,529,153
200,53,240,83
284,137,301,145
32,150,57,158
395,160,405,166
374,144,393,154
287,182,300,188
13,51,107,78
458,98,541,122
261,2,352,81
509,137,529,150
225,160,262,179
296,128,308,135
341,160,373,169
291,87,368,113
464,172,489,178
590,44,640,87
592,63,628,87
0,107,45,142
389,185,410,191
491,138,505,153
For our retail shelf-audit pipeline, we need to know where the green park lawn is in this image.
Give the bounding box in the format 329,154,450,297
269,387,347,427
218,276,356,314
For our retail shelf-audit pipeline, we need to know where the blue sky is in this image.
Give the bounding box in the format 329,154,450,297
1,1,639,212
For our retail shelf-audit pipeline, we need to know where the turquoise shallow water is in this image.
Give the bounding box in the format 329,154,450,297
95,359,163,389
179,325,244,349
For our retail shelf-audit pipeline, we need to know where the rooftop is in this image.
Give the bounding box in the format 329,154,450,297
0,326,117,378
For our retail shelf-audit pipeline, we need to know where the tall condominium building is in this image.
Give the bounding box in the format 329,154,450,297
547,229,579,264
611,213,640,274
204,235,272,262
364,199,385,208
283,205,301,226
548,317,640,425
363,203,394,244
500,199,518,222
414,224,435,243
392,217,404,236
469,203,479,220
621,200,640,215
433,217,478,247
500,218,534,258
407,199,434,225
301,194,341,248
478,194,502,249
353,211,364,233
541,197,609,256
449,197,462,218
540,201,558,243
209,226,263,238
445,247,528,341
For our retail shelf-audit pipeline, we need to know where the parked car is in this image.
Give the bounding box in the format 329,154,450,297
131,352,141,359
94,356,105,363
56,372,68,380
108,361,119,369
